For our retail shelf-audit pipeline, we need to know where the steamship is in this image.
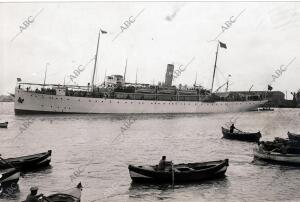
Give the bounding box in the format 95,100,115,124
14,31,267,114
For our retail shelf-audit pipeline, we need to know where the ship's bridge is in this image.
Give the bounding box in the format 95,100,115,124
53,86,66,96
104,75,124,87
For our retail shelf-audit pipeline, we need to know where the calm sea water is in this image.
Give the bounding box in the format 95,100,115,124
1,102,300,202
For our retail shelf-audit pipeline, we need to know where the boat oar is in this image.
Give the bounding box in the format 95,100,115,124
171,162,175,187
234,128,244,133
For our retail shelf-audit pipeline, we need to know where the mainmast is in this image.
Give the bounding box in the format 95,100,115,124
43,62,50,87
91,29,107,91
210,42,219,93
135,68,138,85
210,41,227,93
123,58,128,83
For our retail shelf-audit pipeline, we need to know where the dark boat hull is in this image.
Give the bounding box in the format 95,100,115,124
128,159,229,183
39,183,82,202
288,132,300,142
0,122,8,128
222,127,261,142
0,150,52,171
0,168,20,186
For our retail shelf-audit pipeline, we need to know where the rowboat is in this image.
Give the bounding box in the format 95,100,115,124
40,182,82,202
221,127,261,142
0,150,52,171
254,145,300,166
0,168,20,186
0,122,8,128
128,159,229,183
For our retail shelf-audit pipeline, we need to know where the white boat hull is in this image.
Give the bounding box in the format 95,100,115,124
15,89,267,114
254,147,300,164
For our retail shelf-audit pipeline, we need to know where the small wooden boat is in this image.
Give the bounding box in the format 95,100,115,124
0,122,8,128
0,150,52,171
128,159,229,183
222,127,261,142
0,168,20,186
288,132,300,142
254,146,300,166
39,182,82,202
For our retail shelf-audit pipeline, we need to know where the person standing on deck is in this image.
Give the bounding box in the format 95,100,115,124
158,156,172,171
230,124,236,133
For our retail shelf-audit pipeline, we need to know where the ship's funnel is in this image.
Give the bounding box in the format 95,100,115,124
165,64,174,86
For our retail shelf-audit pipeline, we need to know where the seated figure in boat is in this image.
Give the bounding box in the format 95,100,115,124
25,187,43,202
230,124,236,133
158,156,172,171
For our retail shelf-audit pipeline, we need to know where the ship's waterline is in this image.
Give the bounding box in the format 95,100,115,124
14,89,267,114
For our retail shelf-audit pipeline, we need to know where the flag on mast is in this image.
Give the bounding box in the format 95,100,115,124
219,41,227,49
100,29,107,34
268,85,273,91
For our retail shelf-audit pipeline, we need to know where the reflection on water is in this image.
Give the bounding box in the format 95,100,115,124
129,177,230,201
0,183,20,200
0,102,300,201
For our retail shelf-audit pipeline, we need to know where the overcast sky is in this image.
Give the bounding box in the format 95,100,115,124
0,2,299,98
